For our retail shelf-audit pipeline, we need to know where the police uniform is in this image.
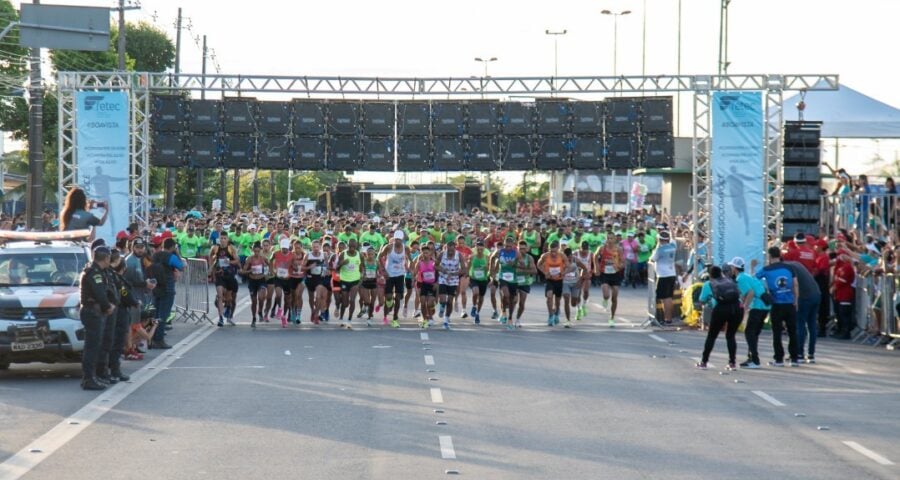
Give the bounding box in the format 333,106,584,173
95,266,126,384
79,258,114,390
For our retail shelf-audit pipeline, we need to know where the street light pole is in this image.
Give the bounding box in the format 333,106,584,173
601,9,631,78
544,29,567,95
473,57,497,100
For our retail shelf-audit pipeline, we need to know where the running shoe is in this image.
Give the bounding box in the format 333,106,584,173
414,310,421,318
224,306,232,319
739,361,761,369
428,319,435,328
443,320,451,330
608,318,616,328
383,316,389,326
789,360,801,368
460,311,468,319
217,319,224,327
806,356,816,364
439,304,446,317
506,323,515,331
227,318,236,327
575,309,583,321
281,316,288,328
491,310,499,320
695,362,708,370
345,323,354,331
251,318,257,329
375,304,381,313
547,315,554,326
474,313,480,325
725,363,737,371
553,314,560,326
601,298,609,310
357,310,366,319
500,315,508,325
320,310,329,322
514,319,522,329
276,307,283,319
564,320,572,329
391,319,400,328
767,361,785,367
311,312,320,325
367,319,373,327
403,307,409,318
470,306,477,318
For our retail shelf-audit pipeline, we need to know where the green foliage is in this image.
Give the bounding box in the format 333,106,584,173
124,22,175,72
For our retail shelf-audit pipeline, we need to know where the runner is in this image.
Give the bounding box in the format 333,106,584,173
436,241,467,330
467,238,490,325
491,236,520,328
209,235,240,327
538,240,567,327
242,242,268,328
336,239,362,329
414,245,438,328
562,247,583,328
574,241,594,320
404,241,420,319
302,239,326,324
360,246,379,326
455,238,472,319
289,240,306,325
514,240,538,327
596,234,625,327
270,238,294,328
380,232,409,328
261,238,276,323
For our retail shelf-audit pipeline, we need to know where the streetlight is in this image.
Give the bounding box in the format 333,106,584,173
474,56,497,100
601,9,631,78
545,29,567,94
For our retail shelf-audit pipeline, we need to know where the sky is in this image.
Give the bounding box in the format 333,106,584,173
5,0,900,179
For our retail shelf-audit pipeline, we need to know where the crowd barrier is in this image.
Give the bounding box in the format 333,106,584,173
848,272,900,350
821,192,899,239
172,258,214,326
643,263,660,328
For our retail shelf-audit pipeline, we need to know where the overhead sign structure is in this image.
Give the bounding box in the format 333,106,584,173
19,3,110,52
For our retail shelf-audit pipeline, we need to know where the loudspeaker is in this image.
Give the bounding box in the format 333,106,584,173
398,102,430,136
188,99,221,133
782,185,821,202
223,99,257,133
222,134,256,169
537,101,570,135
606,135,639,168
333,183,356,211
782,222,819,240
328,137,360,170
292,101,326,136
362,103,395,137
571,101,603,135
467,102,499,136
258,135,292,170
327,102,360,136
783,203,820,221
783,166,821,184
502,136,534,170
641,133,674,168
431,102,465,136
294,137,326,170
433,137,465,171
151,95,187,132
535,136,569,170
467,137,499,171
784,147,821,166
499,102,534,135
397,137,432,172
150,131,184,167
784,121,822,147
361,137,394,171
188,134,219,168
605,99,640,135
571,136,603,169
641,97,673,133
462,183,481,211
257,101,291,135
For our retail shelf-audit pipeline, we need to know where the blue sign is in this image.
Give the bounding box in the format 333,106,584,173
710,91,765,269
75,91,130,244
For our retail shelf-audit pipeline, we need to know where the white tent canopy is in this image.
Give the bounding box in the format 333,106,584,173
783,82,900,138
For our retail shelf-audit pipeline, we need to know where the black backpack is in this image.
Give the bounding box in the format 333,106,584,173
710,277,741,304
148,251,172,295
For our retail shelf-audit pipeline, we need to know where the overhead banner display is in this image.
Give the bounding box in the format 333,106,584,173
76,91,130,243
710,91,765,268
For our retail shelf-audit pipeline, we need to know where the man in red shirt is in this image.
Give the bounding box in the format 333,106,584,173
831,253,856,339
783,232,818,276
814,239,832,336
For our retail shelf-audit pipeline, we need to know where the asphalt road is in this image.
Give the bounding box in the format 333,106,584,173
1,285,898,479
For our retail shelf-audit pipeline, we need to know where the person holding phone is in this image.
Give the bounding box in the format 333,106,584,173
60,187,108,232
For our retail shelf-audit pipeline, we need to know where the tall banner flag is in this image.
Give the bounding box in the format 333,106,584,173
710,91,765,269
75,91,130,243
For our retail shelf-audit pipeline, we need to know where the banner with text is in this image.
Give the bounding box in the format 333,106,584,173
76,91,130,243
710,91,764,269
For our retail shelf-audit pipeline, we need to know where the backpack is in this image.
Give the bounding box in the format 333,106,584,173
710,277,740,304
148,251,172,296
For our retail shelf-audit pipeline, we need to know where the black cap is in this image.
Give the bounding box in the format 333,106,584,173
794,232,806,243
90,239,106,250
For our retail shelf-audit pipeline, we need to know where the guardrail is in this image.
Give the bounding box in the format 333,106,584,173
172,258,214,326
821,192,899,239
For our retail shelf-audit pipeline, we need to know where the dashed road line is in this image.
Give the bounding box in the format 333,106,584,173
424,355,435,366
420,332,429,340
752,390,786,407
842,441,894,466
439,436,457,459
430,388,444,403
648,334,667,343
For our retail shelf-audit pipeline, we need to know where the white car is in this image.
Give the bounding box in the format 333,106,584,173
0,230,92,370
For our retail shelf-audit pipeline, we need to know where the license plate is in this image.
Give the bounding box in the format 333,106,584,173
11,341,44,352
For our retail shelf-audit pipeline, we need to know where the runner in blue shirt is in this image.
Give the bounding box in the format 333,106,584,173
755,247,801,367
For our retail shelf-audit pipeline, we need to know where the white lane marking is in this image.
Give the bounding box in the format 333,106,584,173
165,365,264,370
692,357,715,369
420,333,429,340
424,355,435,366
439,436,457,459
648,334,667,343
430,388,444,403
752,390,786,407
842,441,895,466
817,358,867,376
0,326,217,479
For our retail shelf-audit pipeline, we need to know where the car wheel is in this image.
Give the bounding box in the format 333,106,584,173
0,357,10,370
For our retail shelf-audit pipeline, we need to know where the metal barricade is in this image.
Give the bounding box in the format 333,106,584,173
643,263,660,328
853,273,875,342
821,192,900,239
883,274,900,350
172,258,214,326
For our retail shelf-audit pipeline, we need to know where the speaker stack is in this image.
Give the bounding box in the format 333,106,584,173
461,182,482,211
782,121,822,240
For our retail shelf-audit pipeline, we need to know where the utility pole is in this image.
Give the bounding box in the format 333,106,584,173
165,7,182,214
26,0,43,230
116,0,126,69
718,0,732,75
544,30,566,95
195,33,206,210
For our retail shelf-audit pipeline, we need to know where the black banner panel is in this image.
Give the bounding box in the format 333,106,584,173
784,147,820,166
641,133,674,168
431,102,465,136
571,101,603,135
397,137,432,172
188,134,219,168
223,99,257,134
398,102,430,136
222,134,256,169
150,131,184,167
571,136,604,169
328,137,360,170
188,99,221,133
361,137,394,171
294,137,326,171
467,102,499,136
467,137,499,171
362,103,395,137
433,137,465,171
292,101,326,136
605,99,639,134
537,102,570,135
258,135,292,170
257,101,290,135
151,95,187,132
535,137,570,170
502,137,534,170
327,102,360,136
500,102,534,135
641,97,673,133
606,135,639,168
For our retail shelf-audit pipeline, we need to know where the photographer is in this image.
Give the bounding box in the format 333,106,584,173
60,187,108,231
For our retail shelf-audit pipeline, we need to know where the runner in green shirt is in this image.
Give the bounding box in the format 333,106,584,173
360,224,386,252
337,225,358,246
179,227,207,258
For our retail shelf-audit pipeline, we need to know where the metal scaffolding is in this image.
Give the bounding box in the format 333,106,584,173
57,72,837,243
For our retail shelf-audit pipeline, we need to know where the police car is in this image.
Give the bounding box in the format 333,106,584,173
0,230,92,369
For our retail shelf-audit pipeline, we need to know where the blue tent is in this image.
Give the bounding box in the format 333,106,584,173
783,83,900,138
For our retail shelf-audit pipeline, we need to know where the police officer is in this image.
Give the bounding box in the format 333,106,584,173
96,250,135,384
79,246,115,391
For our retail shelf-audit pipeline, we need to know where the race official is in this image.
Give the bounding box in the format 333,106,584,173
79,246,115,391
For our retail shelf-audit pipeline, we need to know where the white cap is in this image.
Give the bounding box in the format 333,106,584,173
325,229,334,235
727,256,746,270
279,238,291,249
393,230,405,240
248,224,257,230
373,216,381,223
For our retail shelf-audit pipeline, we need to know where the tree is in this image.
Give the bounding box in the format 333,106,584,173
125,22,175,72
0,0,28,139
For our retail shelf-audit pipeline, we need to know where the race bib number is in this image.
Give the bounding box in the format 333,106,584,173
365,269,376,279
277,267,289,278
218,258,230,268
472,269,485,280
548,267,561,277
501,272,515,282
515,274,526,284
564,271,578,282
311,266,323,276
423,271,436,282
251,265,263,275
604,263,617,274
